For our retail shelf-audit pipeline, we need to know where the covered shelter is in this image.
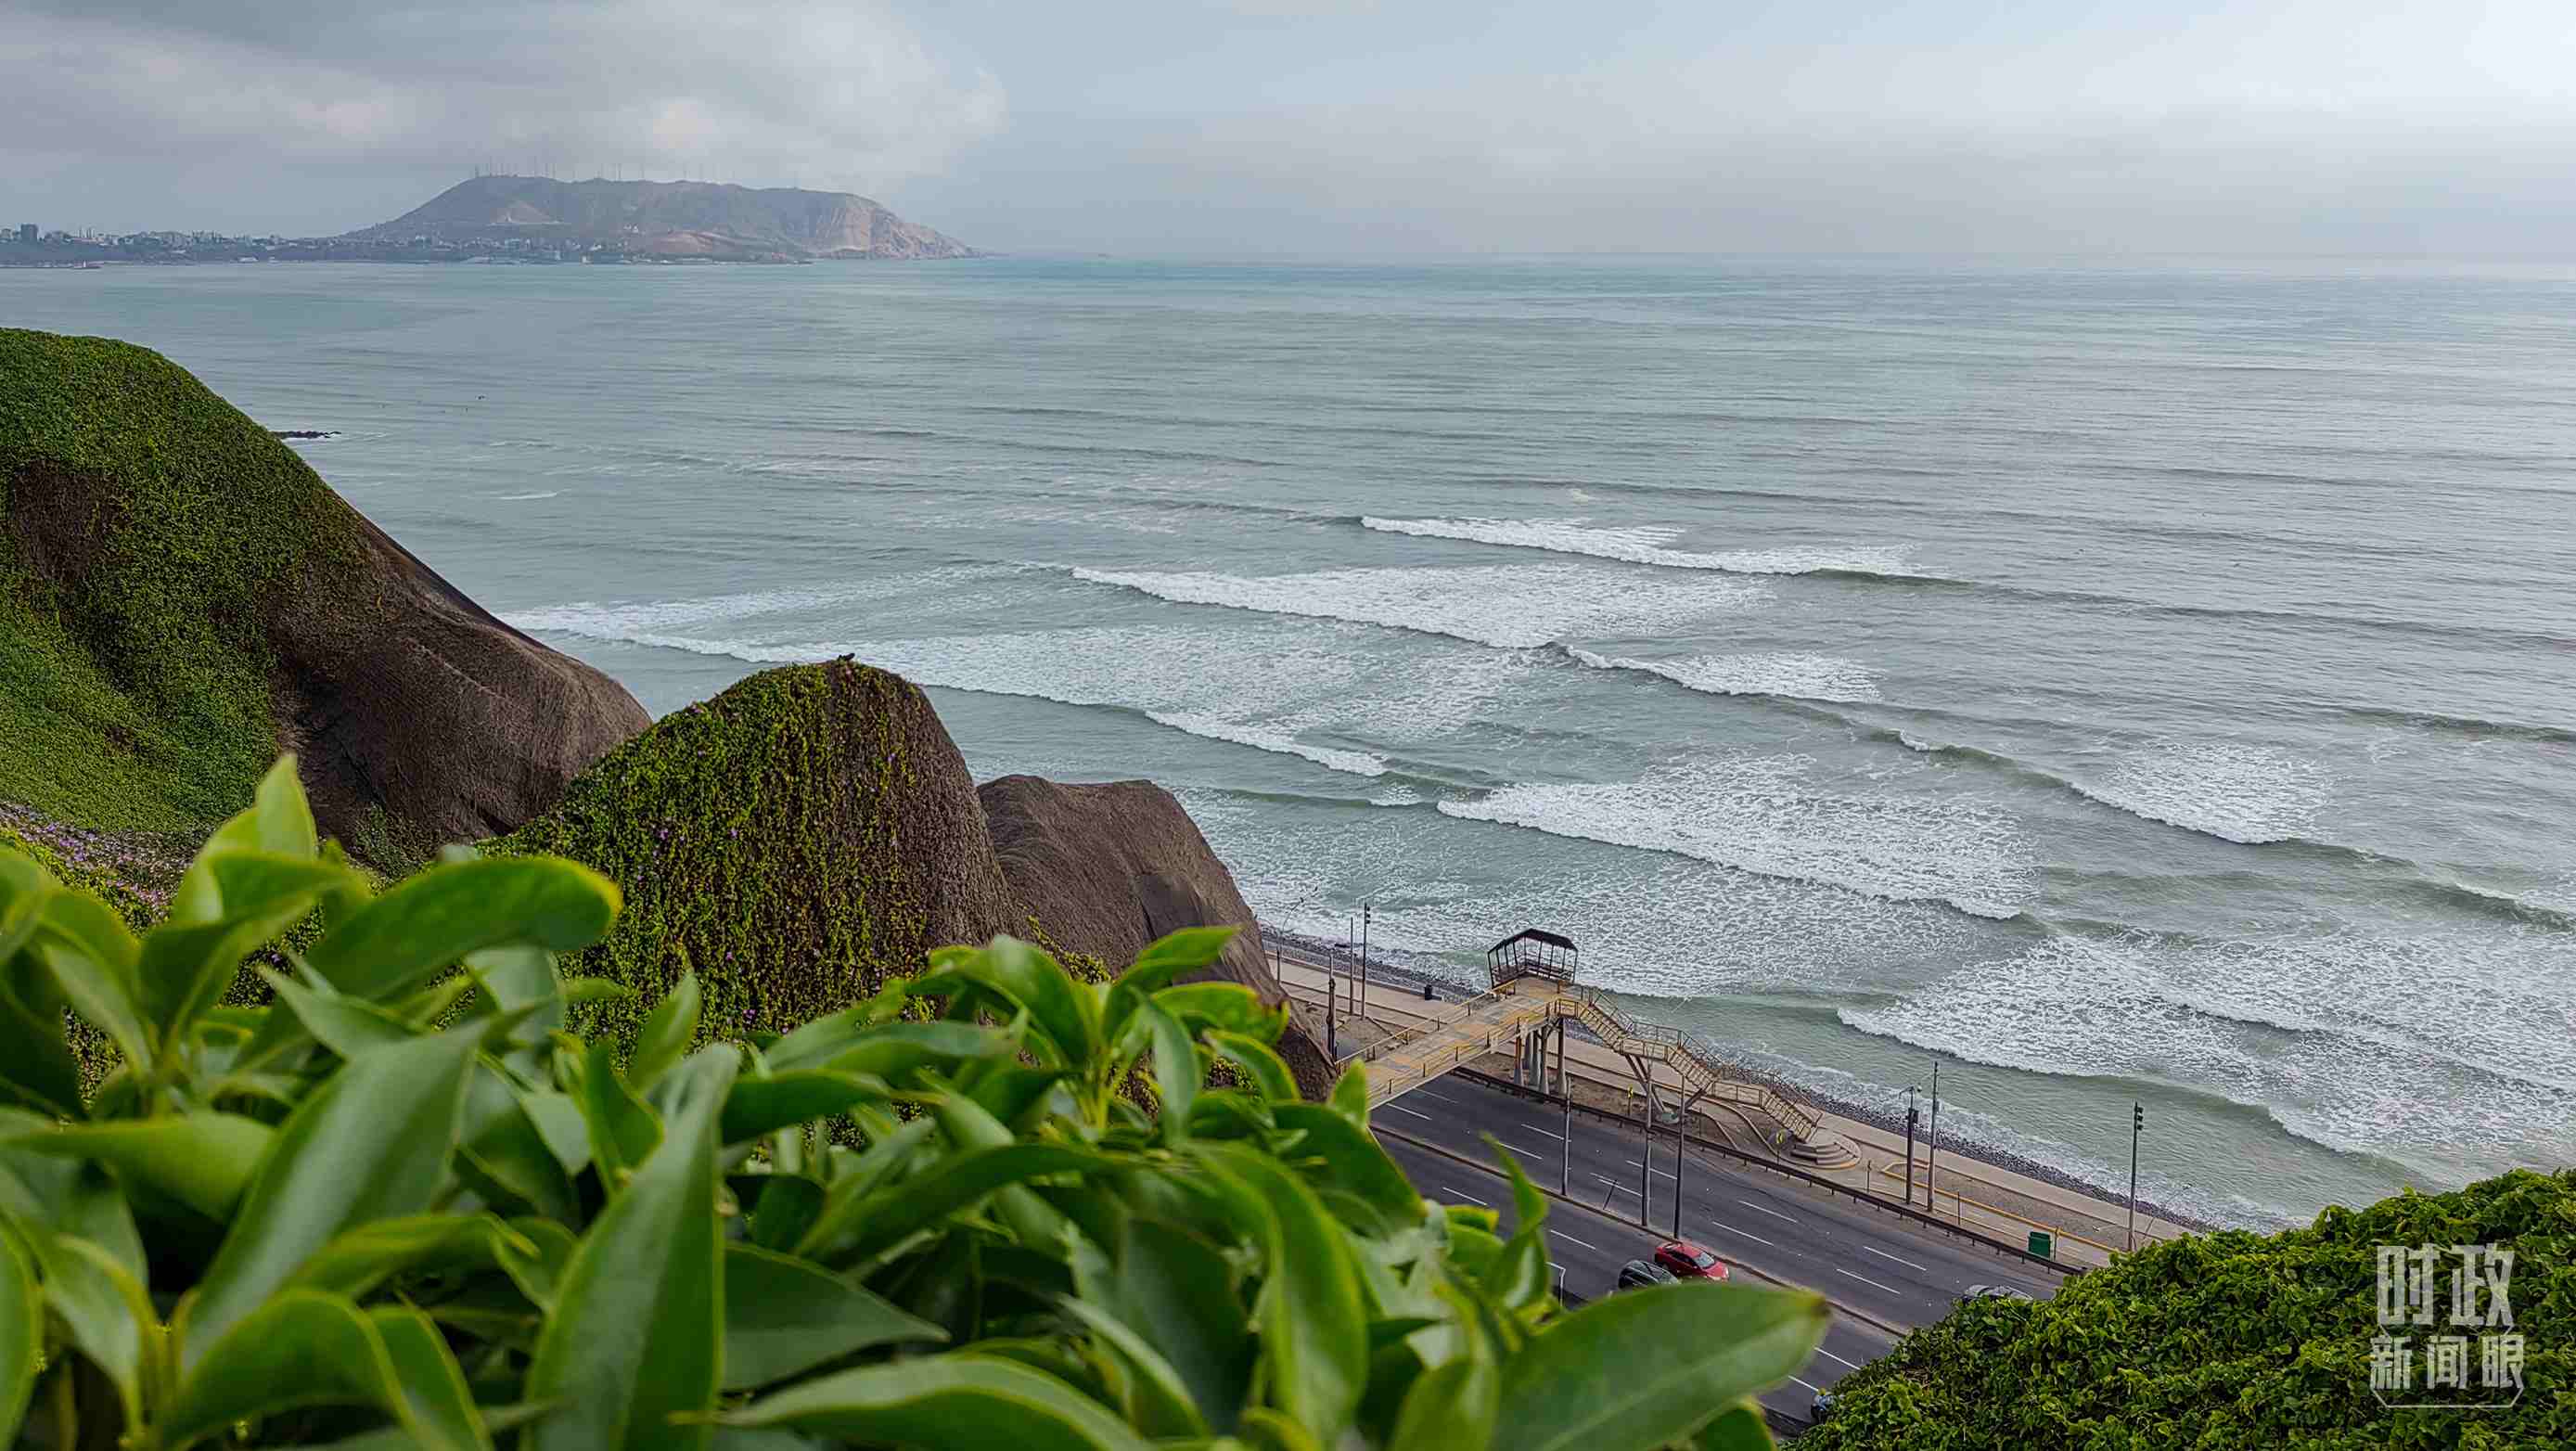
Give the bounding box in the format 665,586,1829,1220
1487,927,1577,988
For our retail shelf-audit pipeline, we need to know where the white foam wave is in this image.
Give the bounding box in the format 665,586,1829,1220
1144,712,1388,777
1435,756,2035,918
509,597,1495,779
1568,647,1881,703
1843,930,2576,1183
2071,741,2333,844
494,491,559,501
506,569,1010,638
1363,516,1916,577
1070,563,1766,648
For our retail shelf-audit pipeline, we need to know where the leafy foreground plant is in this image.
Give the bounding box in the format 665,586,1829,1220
0,758,1826,1449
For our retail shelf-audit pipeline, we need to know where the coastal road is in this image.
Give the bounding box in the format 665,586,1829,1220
1377,1131,1894,1422
1368,1072,2067,1417
1376,1073,2064,1324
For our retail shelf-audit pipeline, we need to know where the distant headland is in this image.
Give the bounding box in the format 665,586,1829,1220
2,174,974,267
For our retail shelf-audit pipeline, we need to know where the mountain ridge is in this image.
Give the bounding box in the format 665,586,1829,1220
354,174,973,260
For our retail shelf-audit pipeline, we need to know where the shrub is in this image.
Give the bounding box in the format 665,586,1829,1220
0,755,1827,1448
1804,1170,2573,1449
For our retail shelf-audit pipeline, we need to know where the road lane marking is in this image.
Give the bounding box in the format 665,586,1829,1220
1592,1175,1636,1196
1813,1345,1863,1370
1443,1186,1490,1206
1388,1103,1435,1121
1709,1223,1776,1248
1738,1199,1801,1225
1552,1232,1600,1252
1622,1159,1676,1181
1516,1123,1566,1139
1862,1245,1930,1274
1834,1267,1902,1295
1788,1374,1823,1393
1502,1138,1554,1160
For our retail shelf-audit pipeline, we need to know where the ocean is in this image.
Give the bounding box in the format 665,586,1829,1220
6,255,2570,1226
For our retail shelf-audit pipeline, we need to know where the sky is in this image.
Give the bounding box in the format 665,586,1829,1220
6,0,2573,254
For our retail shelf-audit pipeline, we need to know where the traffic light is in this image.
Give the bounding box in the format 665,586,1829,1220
2134,1103,2145,1133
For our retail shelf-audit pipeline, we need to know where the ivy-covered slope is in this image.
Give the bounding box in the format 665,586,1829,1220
1805,1168,2574,1450
0,327,647,854
0,328,354,830
489,658,1026,1049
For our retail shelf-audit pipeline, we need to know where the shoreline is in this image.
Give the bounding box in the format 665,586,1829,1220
1263,924,2228,1234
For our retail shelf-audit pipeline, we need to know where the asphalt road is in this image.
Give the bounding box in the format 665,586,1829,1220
1370,1072,2069,1419
1377,1133,1892,1421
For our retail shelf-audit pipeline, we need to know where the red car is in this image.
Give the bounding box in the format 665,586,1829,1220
1654,1239,1728,1281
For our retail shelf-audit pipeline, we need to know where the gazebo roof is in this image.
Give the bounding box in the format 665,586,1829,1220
1487,927,1576,956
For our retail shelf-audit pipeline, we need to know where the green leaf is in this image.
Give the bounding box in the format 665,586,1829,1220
1329,1060,1369,1127
790,1118,937,1263
31,892,153,1074
798,1143,1109,1266
1691,1399,1774,1449
746,1175,826,1252
1198,1143,1367,1443
178,1024,487,1369
1273,1104,1420,1231
307,855,622,1003
0,978,85,1117
157,1290,417,1451
722,1241,948,1391
718,1355,1154,1451
1493,1284,1828,1451
923,936,1100,1068
1107,1215,1252,1434
371,1303,498,1451
629,969,701,1092
720,1070,891,1146
524,1048,737,1451
1134,996,1199,1138
460,1074,583,1221
0,1226,44,1443
1117,927,1237,997
0,849,56,964
1155,983,1283,1042
259,966,422,1058
25,1226,160,1426
10,1113,275,1221
283,1213,531,1301
1208,1031,1295,1104
1056,1294,1211,1437
580,1036,663,1187
1390,1347,1500,1451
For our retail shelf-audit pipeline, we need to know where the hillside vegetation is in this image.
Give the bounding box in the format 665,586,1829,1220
1806,1168,2573,1449
0,328,357,830
0,327,649,857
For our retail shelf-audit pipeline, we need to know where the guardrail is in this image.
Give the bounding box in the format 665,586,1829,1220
1454,1065,2076,1275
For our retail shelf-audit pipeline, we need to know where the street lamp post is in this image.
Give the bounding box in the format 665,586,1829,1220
1360,899,1371,1016
1925,1059,1942,1213
1903,1086,1919,1206
2127,1102,2144,1251
1672,1111,1685,1238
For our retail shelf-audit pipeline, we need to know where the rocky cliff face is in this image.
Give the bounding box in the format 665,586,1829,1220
360,175,973,260
0,328,647,856
979,775,1335,1098
491,660,1025,1046
497,662,1329,1096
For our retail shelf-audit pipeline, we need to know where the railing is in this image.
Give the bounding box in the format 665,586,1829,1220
1542,981,1832,1146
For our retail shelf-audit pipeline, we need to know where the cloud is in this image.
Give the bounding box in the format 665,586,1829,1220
3,1,1005,191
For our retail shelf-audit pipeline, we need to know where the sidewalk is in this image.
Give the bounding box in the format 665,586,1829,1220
1275,956,2189,1269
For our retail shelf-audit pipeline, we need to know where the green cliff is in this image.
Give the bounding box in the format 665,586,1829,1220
1806,1167,2573,1448
0,327,648,855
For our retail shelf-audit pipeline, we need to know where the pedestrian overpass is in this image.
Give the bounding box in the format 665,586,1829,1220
1338,928,1857,1170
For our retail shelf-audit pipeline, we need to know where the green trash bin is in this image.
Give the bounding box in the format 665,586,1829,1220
2028,1230,2054,1260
